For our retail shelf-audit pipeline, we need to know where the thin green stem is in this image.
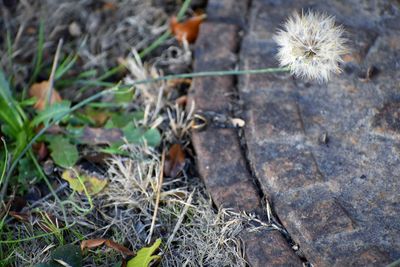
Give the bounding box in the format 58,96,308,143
69,168,93,215
0,224,72,244
387,258,400,267
139,30,172,58
0,138,8,186
177,0,192,18
29,150,68,224
79,67,291,89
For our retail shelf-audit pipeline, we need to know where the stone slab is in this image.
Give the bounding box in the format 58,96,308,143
238,0,400,266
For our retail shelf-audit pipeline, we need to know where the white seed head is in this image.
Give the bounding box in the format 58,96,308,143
274,11,348,82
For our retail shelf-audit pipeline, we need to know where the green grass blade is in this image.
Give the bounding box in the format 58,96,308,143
23,19,45,99
177,0,192,19
0,69,24,134
0,138,8,186
55,54,78,81
6,30,14,75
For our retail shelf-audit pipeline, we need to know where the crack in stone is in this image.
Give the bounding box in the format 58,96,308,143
228,0,310,264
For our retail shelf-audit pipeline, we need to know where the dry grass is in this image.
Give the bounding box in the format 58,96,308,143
0,0,167,84
0,1,259,266
99,145,249,267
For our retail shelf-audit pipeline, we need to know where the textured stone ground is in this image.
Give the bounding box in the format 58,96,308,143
189,0,400,266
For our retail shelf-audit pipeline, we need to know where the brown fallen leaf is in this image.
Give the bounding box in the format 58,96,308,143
80,127,123,145
82,151,112,164
33,142,49,161
170,14,206,43
164,144,186,178
175,95,188,106
81,239,107,250
167,78,192,88
81,238,134,256
85,109,110,126
105,240,135,256
102,1,118,11
9,211,29,221
29,81,62,110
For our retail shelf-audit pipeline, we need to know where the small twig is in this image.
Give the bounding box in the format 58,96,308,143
46,39,63,107
147,150,165,244
13,23,25,50
152,83,164,122
165,189,195,248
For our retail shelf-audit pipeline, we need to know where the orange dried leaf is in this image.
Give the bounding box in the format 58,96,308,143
175,95,188,106
167,78,192,88
170,14,205,43
29,81,62,110
164,144,186,178
81,239,107,251
33,142,48,160
102,2,118,11
9,211,30,222
105,240,135,256
81,239,134,256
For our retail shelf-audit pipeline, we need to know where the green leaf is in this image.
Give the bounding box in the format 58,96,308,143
16,157,39,189
122,125,161,147
127,239,161,267
114,87,134,104
51,244,82,267
105,111,144,129
48,136,78,168
31,100,71,126
19,97,37,107
61,169,107,195
99,146,129,156
35,244,82,267
55,54,78,81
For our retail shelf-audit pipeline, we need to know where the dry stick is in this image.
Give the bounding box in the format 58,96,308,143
46,39,63,106
147,150,165,244
165,189,195,248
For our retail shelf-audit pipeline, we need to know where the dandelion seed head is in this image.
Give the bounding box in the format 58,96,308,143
274,11,348,82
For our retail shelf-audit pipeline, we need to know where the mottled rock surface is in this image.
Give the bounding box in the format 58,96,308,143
190,0,400,266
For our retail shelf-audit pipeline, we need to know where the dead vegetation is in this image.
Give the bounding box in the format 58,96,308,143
0,1,255,266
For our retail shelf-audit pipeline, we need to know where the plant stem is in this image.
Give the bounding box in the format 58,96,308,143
0,138,8,186
0,225,72,244
387,258,400,267
29,149,68,224
80,67,291,89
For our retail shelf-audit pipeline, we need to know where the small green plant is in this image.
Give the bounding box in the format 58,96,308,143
127,239,161,267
